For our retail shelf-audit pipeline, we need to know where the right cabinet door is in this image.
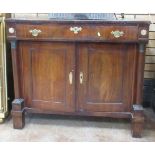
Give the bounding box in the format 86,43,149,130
77,43,137,112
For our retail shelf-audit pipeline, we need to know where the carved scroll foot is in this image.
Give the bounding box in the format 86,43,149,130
11,99,25,129
131,105,144,138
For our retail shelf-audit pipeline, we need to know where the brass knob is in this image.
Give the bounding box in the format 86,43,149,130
8,27,15,34
29,29,42,37
111,30,124,38
141,29,147,36
70,27,82,34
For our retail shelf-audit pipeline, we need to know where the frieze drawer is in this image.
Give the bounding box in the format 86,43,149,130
7,23,142,42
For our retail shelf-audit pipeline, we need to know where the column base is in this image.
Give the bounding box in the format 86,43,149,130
11,99,25,129
131,104,144,138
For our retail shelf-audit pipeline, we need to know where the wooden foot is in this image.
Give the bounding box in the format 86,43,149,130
131,105,144,138
11,99,25,129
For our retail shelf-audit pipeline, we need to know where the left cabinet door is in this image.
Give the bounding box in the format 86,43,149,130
18,42,75,112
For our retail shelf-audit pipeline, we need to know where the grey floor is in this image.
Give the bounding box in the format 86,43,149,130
0,108,155,142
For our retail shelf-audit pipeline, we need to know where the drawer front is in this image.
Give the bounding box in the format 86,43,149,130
14,24,138,41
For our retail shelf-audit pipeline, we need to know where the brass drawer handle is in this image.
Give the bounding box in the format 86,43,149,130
29,29,42,37
70,27,82,34
111,30,124,38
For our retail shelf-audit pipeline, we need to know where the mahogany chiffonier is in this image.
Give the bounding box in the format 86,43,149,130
6,18,150,137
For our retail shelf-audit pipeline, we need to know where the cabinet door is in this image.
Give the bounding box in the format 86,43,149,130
77,43,137,112
19,42,75,112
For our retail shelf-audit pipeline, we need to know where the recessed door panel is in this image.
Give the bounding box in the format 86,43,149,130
19,42,75,112
77,43,137,112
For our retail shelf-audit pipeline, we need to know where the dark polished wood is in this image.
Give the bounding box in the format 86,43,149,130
15,24,138,41
6,19,150,137
77,43,137,112
6,19,150,42
11,99,25,129
18,42,75,112
131,104,144,138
